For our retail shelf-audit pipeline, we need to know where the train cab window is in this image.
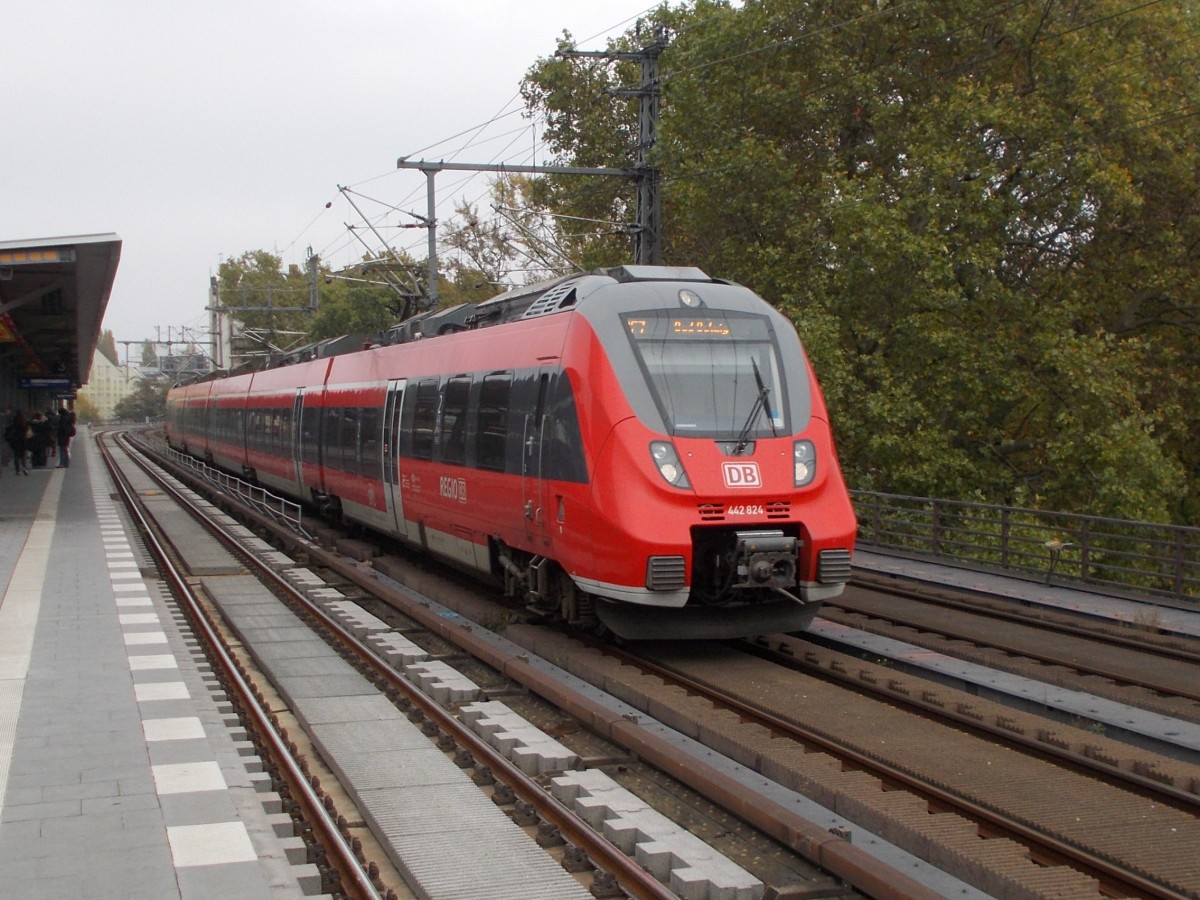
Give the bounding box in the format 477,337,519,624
622,311,788,440
439,377,471,466
476,374,511,472
411,380,439,461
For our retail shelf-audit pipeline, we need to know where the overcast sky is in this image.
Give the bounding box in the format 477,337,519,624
2,1,658,356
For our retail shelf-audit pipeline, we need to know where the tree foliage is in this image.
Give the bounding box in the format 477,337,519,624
96,329,119,367
216,251,315,362
72,394,100,425
522,0,1200,524
113,378,167,422
307,250,428,342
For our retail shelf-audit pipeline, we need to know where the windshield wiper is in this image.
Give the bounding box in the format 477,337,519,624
733,358,777,454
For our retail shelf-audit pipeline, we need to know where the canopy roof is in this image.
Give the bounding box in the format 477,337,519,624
0,233,121,386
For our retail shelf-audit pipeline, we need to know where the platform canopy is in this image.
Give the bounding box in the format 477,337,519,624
0,233,121,389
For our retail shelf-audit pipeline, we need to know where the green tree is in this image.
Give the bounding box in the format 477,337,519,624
520,32,660,268
72,394,100,425
217,250,314,363
96,329,119,366
441,178,576,284
307,249,432,341
113,379,167,422
522,0,1200,524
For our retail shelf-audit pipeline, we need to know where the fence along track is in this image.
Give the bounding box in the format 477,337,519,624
853,490,1200,603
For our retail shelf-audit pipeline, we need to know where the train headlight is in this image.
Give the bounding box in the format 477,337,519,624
794,440,816,487
650,441,691,489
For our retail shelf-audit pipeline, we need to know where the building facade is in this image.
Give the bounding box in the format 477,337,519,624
78,349,136,420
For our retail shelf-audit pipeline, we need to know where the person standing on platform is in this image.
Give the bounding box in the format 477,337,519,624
5,410,30,475
28,412,51,469
56,407,76,467
0,408,10,477
46,408,57,461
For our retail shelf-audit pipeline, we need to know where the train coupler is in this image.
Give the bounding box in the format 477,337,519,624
732,529,798,589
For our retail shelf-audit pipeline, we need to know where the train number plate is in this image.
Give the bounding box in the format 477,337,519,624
727,504,765,517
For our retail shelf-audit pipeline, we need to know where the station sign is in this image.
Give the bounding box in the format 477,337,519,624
19,376,73,389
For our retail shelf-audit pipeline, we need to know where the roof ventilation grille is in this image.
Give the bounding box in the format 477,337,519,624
522,281,580,319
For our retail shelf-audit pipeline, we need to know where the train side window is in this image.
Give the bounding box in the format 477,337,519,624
476,374,511,472
359,407,380,476
542,372,589,483
279,406,293,451
340,407,360,473
300,403,320,464
323,407,343,468
440,377,470,466
248,409,262,451
411,380,439,461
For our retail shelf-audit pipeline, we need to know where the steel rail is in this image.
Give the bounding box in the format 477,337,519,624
100,433,384,900
130,430,945,900
848,572,1200,663
622,637,1188,900
115,432,675,900
828,590,1200,706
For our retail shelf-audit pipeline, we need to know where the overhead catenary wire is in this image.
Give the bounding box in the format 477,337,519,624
291,6,663,275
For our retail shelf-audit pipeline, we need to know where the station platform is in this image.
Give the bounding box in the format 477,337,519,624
0,430,316,899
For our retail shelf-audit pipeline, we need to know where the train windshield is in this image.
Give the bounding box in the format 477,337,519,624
622,311,787,439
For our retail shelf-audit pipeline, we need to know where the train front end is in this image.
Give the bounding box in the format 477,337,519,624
572,267,856,640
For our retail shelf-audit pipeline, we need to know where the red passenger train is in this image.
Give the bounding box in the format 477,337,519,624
166,265,856,639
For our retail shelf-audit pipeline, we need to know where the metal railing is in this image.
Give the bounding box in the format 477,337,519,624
159,445,312,539
851,491,1200,605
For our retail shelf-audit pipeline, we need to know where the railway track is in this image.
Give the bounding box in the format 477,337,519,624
518,629,1200,899
97,432,387,899
824,577,1200,722
107,430,885,898
120,429,1200,897
741,634,1200,894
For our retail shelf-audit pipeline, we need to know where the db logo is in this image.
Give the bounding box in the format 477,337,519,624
722,462,761,488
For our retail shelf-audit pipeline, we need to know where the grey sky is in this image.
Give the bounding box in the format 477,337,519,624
2,1,655,353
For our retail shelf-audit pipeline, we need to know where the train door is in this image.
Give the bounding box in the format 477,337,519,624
382,379,407,538
521,371,550,544
290,390,304,486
